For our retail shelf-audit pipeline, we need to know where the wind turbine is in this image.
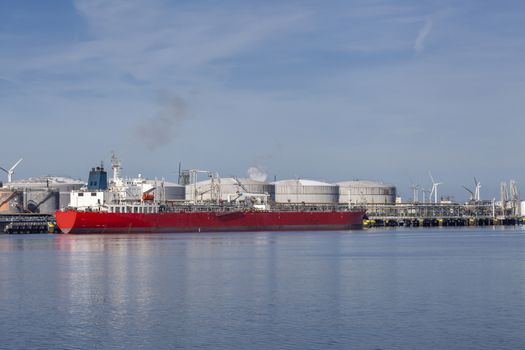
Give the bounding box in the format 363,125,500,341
428,171,442,204
474,177,481,201
412,184,421,203
0,158,23,183
421,187,431,203
410,178,420,203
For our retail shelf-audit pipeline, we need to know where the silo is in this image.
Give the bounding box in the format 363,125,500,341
186,177,274,202
337,180,396,204
273,179,339,204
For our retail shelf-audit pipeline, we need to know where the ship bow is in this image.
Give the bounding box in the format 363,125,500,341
55,210,78,234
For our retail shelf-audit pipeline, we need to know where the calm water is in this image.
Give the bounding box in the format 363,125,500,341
1,227,525,349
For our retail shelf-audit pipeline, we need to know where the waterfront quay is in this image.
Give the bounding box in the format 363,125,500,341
0,214,55,234
363,203,522,227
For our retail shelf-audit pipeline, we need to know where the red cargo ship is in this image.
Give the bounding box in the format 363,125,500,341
55,208,365,234
55,156,365,234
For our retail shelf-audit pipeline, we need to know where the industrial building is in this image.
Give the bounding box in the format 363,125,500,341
0,176,85,214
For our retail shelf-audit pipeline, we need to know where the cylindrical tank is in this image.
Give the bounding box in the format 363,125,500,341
337,180,396,204
23,190,60,214
153,181,185,201
273,179,338,204
186,178,274,202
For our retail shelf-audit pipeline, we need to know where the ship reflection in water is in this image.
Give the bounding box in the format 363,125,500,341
1,228,525,349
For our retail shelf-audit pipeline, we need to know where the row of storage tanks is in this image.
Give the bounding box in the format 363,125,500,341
87,178,396,205
0,177,396,215
184,178,396,205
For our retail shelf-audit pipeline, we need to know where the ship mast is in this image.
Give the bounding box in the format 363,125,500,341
111,152,122,183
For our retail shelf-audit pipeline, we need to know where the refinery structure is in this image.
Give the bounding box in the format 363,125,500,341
1,153,525,233
0,157,84,215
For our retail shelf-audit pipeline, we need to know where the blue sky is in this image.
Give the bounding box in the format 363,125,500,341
1,0,525,201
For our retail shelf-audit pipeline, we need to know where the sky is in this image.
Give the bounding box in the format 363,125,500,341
1,0,525,201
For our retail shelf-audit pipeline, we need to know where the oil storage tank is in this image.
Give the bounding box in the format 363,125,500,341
273,179,338,204
337,180,396,204
186,177,274,202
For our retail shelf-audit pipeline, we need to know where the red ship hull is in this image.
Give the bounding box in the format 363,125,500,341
55,210,365,234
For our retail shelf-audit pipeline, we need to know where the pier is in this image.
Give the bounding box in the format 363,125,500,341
363,203,522,227
0,214,56,234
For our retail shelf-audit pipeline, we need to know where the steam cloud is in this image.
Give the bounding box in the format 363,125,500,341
247,166,268,182
136,93,189,150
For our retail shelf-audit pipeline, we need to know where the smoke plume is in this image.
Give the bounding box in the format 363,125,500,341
247,166,268,182
136,92,189,150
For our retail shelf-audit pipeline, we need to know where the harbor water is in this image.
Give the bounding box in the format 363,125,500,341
1,228,525,349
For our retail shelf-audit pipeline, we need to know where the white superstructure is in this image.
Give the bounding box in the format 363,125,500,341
69,154,183,211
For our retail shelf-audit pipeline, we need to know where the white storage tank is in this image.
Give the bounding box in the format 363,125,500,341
337,180,396,204
186,177,274,202
273,179,338,204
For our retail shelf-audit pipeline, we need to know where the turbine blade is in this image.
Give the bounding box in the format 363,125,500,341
0,166,8,174
10,158,23,172
462,186,474,195
428,171,435,184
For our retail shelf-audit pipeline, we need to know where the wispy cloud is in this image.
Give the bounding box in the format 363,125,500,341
71,1,308,80
414,19,433,54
